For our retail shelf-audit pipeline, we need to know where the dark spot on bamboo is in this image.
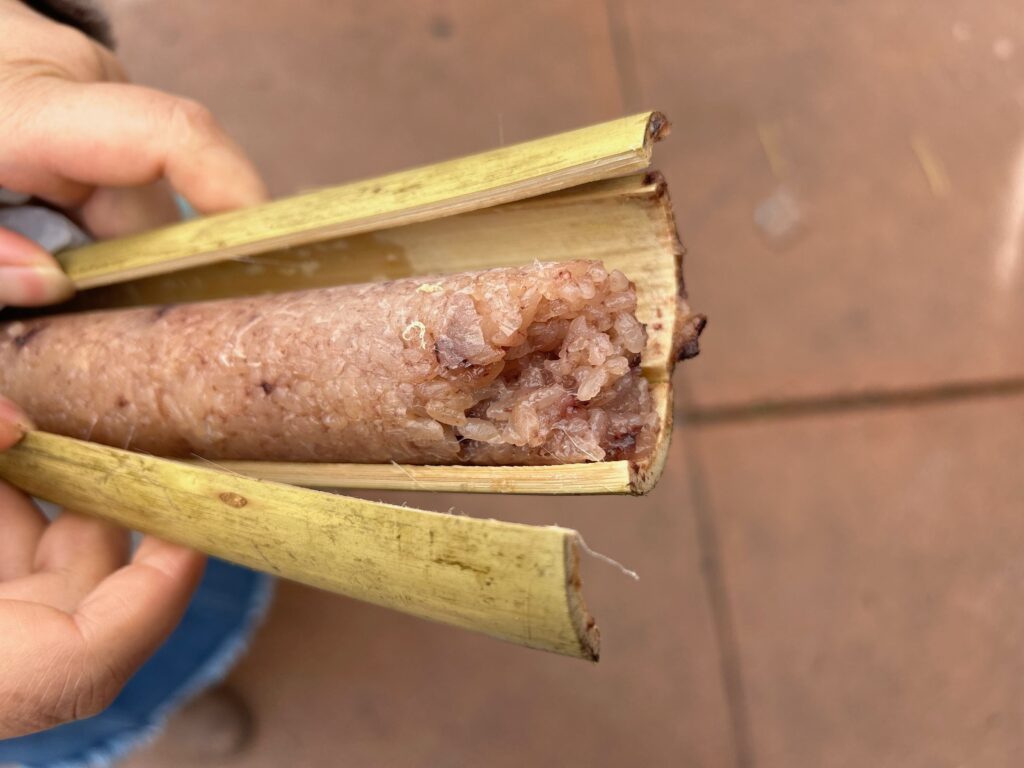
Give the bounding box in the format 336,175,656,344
116,396,130,408
219,492,248,508
678,342,701,360
153,305,176,320
647,112,670,142
432,555,490,576
13,325,44,348
259,381,274,395
677,314,707,361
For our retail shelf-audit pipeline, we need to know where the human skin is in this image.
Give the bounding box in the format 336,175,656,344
0,0,267,737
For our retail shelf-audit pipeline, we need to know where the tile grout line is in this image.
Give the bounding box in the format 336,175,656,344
680,377,1024,426
682,419,757,768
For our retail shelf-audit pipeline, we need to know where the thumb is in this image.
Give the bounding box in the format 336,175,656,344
0,394,33,451
0,226,75,307
12,80,268,214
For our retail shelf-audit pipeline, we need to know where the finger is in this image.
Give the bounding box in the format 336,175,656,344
0,512,130,611
11,80,267,213
0,394,33,451
0,600,91,739
77,180,181,240
93,38,129,84
34,511,130,588
0,227,75,306
75,536,205,679
0,481,46,580
0,538,201,738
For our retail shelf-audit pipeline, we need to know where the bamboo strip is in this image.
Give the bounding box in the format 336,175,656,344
0,431,599,660
220,453,633,495
57,112,667,289
216,381,672,494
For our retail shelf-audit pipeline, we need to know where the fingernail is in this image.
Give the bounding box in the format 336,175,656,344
0,265,75,306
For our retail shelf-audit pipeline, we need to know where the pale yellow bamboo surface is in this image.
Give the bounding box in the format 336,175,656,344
222,459,633,495
57,112,667,289
0,431,599,660
73,174,690,494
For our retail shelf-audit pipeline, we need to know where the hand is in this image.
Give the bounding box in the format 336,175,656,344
0,396,207,738
0,0,267,306
0,1,267,737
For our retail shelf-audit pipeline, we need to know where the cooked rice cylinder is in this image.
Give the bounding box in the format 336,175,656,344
0,261,659,465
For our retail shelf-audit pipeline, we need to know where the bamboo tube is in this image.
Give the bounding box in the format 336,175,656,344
57,112,668,289
64,174,695,495
0,431,599,660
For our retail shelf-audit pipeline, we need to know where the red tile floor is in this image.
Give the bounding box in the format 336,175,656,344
97,1,1024,765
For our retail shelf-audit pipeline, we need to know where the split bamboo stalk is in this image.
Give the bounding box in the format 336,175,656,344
65,173,694,495
57,112,668,289
0,431,599,660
